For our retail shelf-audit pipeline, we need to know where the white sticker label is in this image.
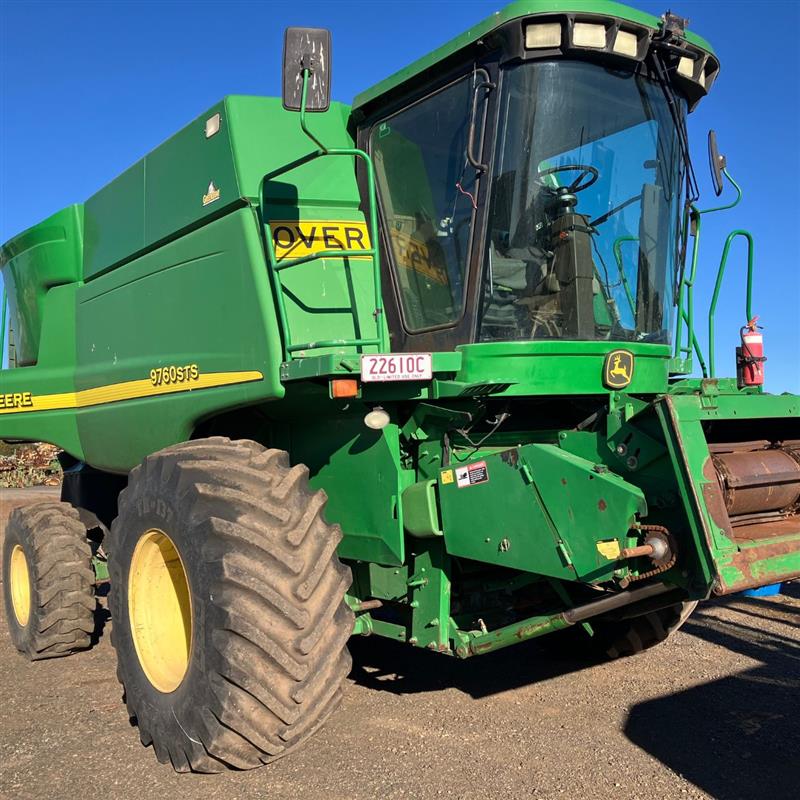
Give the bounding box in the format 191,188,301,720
361,353,432,383
456,460,489,488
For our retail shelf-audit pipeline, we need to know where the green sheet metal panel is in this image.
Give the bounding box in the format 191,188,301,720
434,341,670,397
81,96,359,282
225,95,382,357
83,160,146,280
73,207,283,472
0,204,84,365
144,100,239,246
225,96,357,204
0,284,83,458
288,413,407,566
438,443,645,581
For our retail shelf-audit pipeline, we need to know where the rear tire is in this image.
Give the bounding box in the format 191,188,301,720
2,502,95,659
108,437,354,772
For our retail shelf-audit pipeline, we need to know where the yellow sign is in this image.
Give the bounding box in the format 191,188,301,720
0,369,263,415
596,539,621,560
389,229,448,286
603,349,634,389
270,220,371,261
440,469,454,485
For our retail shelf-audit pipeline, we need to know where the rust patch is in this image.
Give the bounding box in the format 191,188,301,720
500,448,519,467
720,538,800,594
598,498,607,511
702,456,735,544
561,477,568,486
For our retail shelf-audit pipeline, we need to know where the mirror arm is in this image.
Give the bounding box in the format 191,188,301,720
699,167,743,215
299,69,329,154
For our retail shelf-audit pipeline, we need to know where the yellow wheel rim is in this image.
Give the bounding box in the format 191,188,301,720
128,529,193,693
9,545,31,627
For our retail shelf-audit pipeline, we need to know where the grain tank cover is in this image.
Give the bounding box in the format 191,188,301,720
81,95,355,280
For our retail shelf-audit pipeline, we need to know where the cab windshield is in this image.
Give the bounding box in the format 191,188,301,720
479,60,685,344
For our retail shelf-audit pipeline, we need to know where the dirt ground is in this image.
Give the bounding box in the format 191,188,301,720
0,488,798,800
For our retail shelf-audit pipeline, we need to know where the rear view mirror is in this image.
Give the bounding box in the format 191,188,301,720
282,27,331,112
708,130,727,196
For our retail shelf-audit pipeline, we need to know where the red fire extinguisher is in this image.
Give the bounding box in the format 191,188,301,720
737,316,766,388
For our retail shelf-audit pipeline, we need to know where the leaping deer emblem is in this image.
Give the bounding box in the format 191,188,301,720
609,354,630,382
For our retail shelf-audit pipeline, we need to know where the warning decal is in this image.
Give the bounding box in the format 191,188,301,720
455,460,489,489
270,220,372,261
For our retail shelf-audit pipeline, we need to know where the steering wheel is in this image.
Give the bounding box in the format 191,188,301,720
536,164,600,194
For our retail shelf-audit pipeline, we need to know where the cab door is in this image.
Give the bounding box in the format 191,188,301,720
357,61,497,353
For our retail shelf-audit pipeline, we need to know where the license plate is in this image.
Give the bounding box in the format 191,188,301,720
360,353,432,383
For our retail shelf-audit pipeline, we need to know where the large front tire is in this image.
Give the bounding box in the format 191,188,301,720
108,437,353,772
2,502,95,659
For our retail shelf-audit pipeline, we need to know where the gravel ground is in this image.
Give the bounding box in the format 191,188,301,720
0,488,798,800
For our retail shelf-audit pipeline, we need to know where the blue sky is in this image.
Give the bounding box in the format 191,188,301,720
1,0,798,391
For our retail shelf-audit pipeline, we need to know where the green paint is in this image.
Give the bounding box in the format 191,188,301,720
1,1,797,660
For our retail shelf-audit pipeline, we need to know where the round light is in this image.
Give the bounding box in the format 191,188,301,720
364,407,390,430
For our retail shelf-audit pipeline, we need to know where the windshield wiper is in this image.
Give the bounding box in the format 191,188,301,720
589,192,643,229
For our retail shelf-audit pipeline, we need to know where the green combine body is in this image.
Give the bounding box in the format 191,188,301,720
2,0,798,773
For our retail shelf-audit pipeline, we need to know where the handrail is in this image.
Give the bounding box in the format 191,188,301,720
674,167,746,377
674,205,701,364
708,229,754,378
611,235,638,320
681,309,707,377
259,69,387,361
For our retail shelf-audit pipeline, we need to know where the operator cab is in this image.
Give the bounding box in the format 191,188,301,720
353,9,717,354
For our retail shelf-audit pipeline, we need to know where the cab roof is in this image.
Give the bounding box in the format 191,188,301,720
352,0,714,111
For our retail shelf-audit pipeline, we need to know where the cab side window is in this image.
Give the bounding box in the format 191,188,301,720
371,76,479,331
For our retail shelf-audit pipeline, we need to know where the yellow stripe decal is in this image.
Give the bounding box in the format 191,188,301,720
0,370,264,415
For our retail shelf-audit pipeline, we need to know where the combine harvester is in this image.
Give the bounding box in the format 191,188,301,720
2,0,798,772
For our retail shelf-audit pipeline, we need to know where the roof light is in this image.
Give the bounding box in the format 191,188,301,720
612,29,639,57
703,63,719,92
572,22,606,49
525,22,562,49
677,55,696,79
204,113,220,139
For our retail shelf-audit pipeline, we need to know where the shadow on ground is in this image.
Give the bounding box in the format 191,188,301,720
348,627,604,700
625,592,800,800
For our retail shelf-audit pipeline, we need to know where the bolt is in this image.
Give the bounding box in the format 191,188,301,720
409,637,418,645
456,646,468,658
485,537,491,543
559,432,567,440
626,456,638,470
499,538,511,552
427,642,437,650
616,443,627,456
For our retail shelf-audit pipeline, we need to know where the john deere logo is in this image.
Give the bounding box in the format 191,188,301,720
604,350,634,388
